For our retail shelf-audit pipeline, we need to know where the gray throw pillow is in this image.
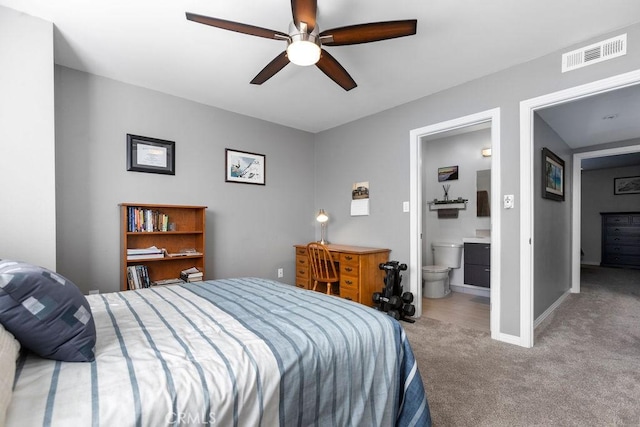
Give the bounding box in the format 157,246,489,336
0,260,96,362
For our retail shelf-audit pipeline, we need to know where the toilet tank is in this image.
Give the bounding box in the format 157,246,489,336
432,242,463,268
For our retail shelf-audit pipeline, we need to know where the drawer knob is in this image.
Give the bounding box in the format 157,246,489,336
345,267,353,272
345,256,353,260
345,280,353,285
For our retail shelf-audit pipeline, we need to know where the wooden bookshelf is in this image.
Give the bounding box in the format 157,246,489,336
120,203,207,291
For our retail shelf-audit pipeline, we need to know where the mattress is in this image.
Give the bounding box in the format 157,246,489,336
7,277,430,426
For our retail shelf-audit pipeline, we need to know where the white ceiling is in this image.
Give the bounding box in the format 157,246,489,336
2,0,640,133
537,83,640,149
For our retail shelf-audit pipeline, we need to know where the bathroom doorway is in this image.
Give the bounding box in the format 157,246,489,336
409,108,501,341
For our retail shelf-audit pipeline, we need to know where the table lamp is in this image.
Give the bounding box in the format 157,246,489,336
316,209,329,244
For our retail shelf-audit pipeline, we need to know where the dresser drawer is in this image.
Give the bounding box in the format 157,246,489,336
604,234,640,245
602,254,640,266
340,253,360,266
340,275,359,290
295,265,309,280
605,226,640,237
295,278,309,289
605,215,631,225
295,247,307,257
296,254,309,268
341,263,359,276
339,286,359,303
604,245,640,256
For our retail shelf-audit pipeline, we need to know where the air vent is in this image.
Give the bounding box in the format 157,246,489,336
562,34,627,73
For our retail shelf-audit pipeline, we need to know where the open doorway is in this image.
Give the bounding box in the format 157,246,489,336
520,69,640,347
409,108,502,341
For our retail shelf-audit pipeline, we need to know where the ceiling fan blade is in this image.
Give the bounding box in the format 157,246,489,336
320,20,417,46
186,12,289,40
316,50,357,91
250,51,290,85
291,0,317,32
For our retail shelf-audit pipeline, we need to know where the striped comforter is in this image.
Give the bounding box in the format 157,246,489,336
8,278,430,426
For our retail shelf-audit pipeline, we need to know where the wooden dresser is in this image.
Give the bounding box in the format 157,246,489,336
600,212,640,268
294,244,390,307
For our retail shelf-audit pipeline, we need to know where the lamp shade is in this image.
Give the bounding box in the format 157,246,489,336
316,209,328,223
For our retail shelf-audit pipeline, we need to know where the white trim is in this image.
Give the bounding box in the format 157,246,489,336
497,333,522,346
520,68,640,348
534,290,570,328
572,144,640,293
409,108,502,341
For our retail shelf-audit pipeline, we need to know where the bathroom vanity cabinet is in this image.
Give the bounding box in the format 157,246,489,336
464,242,490,288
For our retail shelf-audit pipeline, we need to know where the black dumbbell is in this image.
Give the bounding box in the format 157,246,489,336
388,295,402,309
403,304,416,317
401,292,413,303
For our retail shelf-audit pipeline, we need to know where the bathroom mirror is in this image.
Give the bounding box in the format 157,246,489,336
476,169,491,217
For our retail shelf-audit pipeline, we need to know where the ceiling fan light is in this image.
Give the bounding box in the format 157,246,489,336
287,34,321,66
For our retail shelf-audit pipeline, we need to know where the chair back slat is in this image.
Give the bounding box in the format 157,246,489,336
306,242,339,283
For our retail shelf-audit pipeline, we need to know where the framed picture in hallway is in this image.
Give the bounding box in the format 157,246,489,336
541,147,564,201
614,176,640,195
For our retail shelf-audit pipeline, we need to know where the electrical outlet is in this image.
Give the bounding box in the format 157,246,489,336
504,194,514,209
402,201,410,212
277,268,284,278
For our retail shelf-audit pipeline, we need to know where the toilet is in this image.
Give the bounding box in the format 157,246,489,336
422,242,463,298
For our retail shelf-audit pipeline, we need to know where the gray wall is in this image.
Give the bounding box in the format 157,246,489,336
314,22,640,337
0,6,56,269
581,164,640,264
533,114,572,319
55,67,315,294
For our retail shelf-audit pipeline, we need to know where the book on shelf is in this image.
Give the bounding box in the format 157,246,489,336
127,265,152,290
166,250,203,257
127,206,171,232
127,246,165,260
152,278,185,286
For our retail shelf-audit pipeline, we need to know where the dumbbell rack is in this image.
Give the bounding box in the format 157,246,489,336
372,261,416,323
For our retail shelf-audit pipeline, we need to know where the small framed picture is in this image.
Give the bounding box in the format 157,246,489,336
225,149,266,185
126,134,175,175
541,147,564,201
438,166,459,182
614,176,640,195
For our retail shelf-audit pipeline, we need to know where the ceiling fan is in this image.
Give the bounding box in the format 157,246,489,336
186,0,417,91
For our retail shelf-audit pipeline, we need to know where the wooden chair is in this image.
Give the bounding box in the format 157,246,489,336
306,242,339,295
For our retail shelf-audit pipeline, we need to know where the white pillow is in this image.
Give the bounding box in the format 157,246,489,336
0,323,20,426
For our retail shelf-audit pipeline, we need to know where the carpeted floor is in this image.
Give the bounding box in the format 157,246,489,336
403,266,640,426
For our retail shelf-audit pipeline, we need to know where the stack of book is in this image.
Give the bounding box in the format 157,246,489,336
127,265,151,290
127,246,164,260
180,267,203,283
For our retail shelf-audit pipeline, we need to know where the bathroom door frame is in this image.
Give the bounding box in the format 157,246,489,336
409,108,501,340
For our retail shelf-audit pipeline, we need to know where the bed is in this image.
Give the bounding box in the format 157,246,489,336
4,277,430,426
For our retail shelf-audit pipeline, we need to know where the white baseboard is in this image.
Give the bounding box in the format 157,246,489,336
534,289,571,328
580,261,600,266
450,284,490,298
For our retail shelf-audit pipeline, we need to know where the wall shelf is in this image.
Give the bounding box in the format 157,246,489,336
427,199,468,211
